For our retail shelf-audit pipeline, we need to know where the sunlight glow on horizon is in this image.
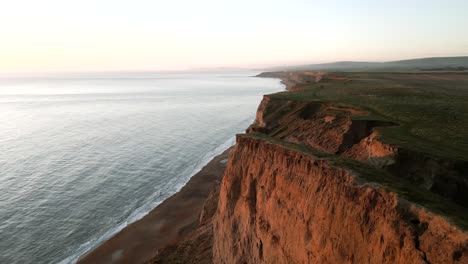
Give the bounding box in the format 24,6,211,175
1,0,468,73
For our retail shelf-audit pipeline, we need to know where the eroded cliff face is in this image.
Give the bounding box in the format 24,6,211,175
256,72,325,91
247,96,468,208
247,96,395,157
212,96,468,264
213,136,467,264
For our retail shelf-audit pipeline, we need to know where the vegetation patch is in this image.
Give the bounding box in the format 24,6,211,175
267,72,468,161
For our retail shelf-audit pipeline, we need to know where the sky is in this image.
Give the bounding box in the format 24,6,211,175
1,0,468,72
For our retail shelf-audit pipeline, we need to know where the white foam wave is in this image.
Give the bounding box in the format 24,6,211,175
58,136,236,264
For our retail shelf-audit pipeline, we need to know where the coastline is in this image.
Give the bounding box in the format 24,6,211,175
68,75,285,264
52,70,468,263
58,70,468,263
76,148,232,264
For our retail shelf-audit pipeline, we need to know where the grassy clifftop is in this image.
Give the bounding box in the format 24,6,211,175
265,72,468,161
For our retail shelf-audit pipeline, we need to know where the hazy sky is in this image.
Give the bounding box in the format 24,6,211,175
1,0,468,72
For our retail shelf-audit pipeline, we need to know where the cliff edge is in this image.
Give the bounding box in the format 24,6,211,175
152,72,468,264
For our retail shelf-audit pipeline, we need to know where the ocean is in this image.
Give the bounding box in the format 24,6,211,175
0,71,282,264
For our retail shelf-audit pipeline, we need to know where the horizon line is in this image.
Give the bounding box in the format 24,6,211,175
1,55,468,75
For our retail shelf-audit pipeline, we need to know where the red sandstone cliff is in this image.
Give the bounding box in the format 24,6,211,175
211,96,467,264
213,136,467,263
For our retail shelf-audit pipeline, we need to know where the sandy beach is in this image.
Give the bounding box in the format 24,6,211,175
77,148,231,264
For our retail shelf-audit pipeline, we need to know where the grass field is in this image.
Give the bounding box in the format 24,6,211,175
268,72,468,161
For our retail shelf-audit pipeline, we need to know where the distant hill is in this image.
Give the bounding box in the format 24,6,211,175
269,56,468,71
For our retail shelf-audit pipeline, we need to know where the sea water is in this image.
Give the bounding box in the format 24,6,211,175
0,71,282,264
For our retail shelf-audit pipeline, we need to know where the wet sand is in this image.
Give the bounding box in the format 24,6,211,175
77,148,231,264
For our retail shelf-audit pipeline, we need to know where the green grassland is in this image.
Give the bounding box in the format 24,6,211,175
268,72,468,161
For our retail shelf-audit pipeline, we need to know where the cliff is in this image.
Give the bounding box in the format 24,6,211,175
150,72,468,264
213,134,466,263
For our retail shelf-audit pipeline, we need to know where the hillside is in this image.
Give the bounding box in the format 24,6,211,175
269,56,468,71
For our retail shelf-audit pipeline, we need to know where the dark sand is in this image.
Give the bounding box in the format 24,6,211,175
77,148,231,264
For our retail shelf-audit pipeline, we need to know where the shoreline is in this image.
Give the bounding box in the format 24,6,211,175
68,75,284,264
60,136,236,264
76,148,232,263
57,137,235,264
